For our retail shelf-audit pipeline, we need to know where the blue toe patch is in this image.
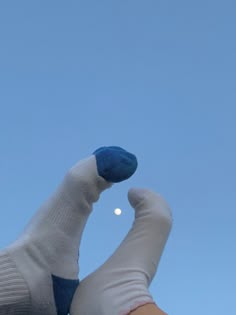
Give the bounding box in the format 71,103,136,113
52,274,79,315
93,146,138,183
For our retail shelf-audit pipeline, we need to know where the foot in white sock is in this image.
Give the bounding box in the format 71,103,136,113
70,188,172,315
0,146,137,315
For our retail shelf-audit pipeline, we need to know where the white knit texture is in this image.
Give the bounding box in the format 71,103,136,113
0,251,30,315
3,156,111,315
70,188,172,315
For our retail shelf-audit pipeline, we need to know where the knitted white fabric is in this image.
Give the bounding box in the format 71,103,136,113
70,188,172,315
0,251,30,314
0,156,111,315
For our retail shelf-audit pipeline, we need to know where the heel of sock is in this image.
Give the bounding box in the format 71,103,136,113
52,275,80,315
0,251,30,315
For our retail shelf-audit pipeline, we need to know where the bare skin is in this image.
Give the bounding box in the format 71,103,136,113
130,303,167,315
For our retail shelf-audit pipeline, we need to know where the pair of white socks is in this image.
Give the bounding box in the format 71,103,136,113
0,146,172,315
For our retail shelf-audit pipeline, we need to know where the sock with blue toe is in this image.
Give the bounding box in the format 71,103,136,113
0,146,137,315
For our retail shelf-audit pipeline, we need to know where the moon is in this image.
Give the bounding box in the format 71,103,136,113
114,208,122,216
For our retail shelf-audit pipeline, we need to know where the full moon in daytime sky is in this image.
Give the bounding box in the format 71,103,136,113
114,208,122,216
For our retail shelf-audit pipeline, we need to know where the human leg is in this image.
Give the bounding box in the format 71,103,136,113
0,146,137,315
129,303,167,315
70,188,172,315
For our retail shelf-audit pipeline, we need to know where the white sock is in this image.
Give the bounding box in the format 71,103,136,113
0,156,110,315
0,146,137,315
70,188,172,315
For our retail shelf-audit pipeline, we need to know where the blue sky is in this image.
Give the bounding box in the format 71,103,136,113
0,1,235,314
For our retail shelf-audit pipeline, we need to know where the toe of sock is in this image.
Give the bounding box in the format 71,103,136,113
128,188,173,223
93,146,138,183
128,188,149,208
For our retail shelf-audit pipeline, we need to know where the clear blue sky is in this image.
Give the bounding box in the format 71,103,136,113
0,1,235,314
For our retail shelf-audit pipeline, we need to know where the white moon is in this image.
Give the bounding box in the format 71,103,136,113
114,208,122,216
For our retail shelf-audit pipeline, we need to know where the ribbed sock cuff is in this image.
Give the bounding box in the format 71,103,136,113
0,251,30,315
